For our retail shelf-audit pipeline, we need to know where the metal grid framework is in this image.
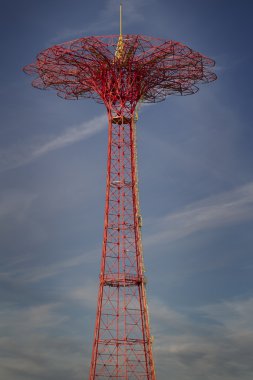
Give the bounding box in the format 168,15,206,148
24,34,216,380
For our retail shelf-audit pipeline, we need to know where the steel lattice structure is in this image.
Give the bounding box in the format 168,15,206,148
24,33,216,380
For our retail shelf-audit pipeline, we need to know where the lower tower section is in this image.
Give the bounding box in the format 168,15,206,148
89,108,156,380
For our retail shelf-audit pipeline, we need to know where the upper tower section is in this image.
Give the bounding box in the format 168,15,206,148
23,4,216,115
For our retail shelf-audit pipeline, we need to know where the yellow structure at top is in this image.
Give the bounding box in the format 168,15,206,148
115,1,124,59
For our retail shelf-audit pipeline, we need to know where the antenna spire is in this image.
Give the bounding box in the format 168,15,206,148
115,1,124,59
120,1,123,36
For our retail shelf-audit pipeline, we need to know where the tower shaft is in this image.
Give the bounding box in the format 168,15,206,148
89,108,156,380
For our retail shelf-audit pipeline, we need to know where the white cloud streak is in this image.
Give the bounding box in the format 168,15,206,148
145,181,253,246
0,114,107,173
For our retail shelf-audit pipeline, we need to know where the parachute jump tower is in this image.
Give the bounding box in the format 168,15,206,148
24,3,216,379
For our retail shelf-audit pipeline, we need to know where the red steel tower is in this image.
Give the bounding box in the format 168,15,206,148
24,4,216,379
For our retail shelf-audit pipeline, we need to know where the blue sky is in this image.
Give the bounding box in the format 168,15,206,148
1,0,253,379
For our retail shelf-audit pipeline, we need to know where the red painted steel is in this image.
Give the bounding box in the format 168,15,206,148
88,110,155,379
24,34,216,379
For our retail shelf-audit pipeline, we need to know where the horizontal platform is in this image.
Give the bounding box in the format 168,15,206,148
97,337,149,346
102,273,147,287
110,180,132,188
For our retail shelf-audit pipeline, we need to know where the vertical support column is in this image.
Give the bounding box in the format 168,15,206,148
131,116,157,380
89,108,156,380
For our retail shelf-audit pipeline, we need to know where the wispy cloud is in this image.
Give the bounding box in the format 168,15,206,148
0,191,37,220
51,0,149,43
0,303,67,332
0,248,99,284
145,181,253,246
0,114,107,173
1,294,253,380
150,296,253,380
67,281,98,310
0,303,85,380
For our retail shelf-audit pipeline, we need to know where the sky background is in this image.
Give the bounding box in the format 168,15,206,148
0,0,253,379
